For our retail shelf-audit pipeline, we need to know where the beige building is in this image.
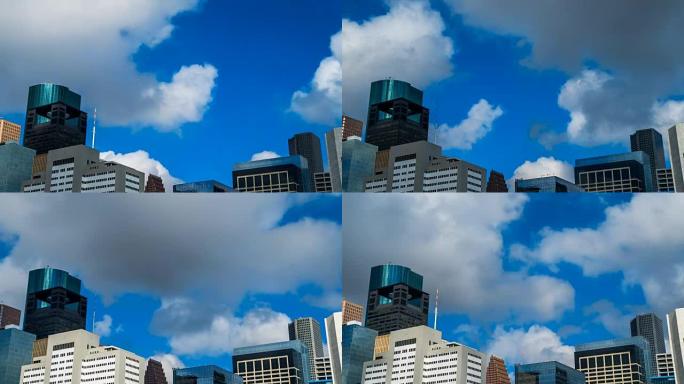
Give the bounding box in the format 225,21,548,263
342,300,364,324
0,119,21,143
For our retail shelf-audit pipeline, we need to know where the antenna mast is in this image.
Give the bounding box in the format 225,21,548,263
91,108,97,149
433,288,439,330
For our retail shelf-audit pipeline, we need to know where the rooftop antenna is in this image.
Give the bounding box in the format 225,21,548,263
92,310,95,332
433,288,439,330
91,108,97,149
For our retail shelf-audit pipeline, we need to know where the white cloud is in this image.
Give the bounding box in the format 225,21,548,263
0,1,217,131
510,157,575,186
94,314,114,337
0,257,28,310
150,353,184,384
584,300,632,337
101,150,182,191
652,100,684,129
510,194,684,314
250,151,281,161
434,99,503,150
167,307,291,356
486,325,575,367
290,57,342,125
343,194,575,323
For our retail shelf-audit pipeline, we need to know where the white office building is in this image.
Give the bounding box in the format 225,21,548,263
656,353,675,377
667,124,684,192
326,312,343,384
325,127,343,192
362,325,485,384
667,309,684,384
20,329,146,384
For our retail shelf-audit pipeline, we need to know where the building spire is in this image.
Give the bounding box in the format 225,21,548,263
91,108,97,149
433,288,439,330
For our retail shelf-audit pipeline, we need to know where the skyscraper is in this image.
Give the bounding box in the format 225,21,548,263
364,79,429,151
631,128,665,188
341,137,377,192
0,328,35,384
667,124,684,192
574,152,653,192
289,317,324,380
174,365,243,384
0,142,35,192
667,308,684,384
325,312,343,384
515,361,585,384
365,264,429,335
342,322,377,384
342,115,363,141
574,337,651,384
145,358,168,384
232,340,309,384
23,84,88,172
630,313,666,377
341,300,363,324
0,119,21,143
325,127,343,192
145,174,166,192
233,155,311,192
515,176,584,192
0,303,21,329
23,267,88,339
172,180,231,193
486,356,511,384
289,132,324,189
486,170,509,192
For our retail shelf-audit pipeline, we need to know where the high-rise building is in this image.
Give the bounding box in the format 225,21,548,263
289,132,324,176
289,317,324,380
341,137,377,192
515,176,584,192
145,358,168,384
574,337,651,384
0,328,35,384
233,155,311,192
365,264,429,335
656,169,675,192
23,84,88,160
364,79,429,151
0,119,22,143
342,300,363,324
365,141,487,192
325,312,343,384
630,313,666,376
486,171,508,192
486,356,510,384
232,340,309,384
667,308,684,384
20,329,146,384
654,353,675,384
0,303,21,329
23,267,87,340
315,356,333,381
314,172,334,192
668,124,684,192
325,127,343,192
342,322,377,384
145,174,166,192
173,365,243,384
574,152,653,192
515,361,585,384
0,142,35,192
631,128,665,188
172,180,231,193
362,325,485,384
22,145,144,193
342,115,363,141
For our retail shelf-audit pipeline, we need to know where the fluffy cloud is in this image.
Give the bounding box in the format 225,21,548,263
0,196,341,315
510,194,684,314
486,325,575,366
250,151,281,161
584,300,633,337
291,0,454,124
150,354,184,384
434,99,503,150
510,157,574,185
343,194,574,323
100,150,182,191
446,0,684,147
0,257,29,310
0,1,217,131
94,315,114,337
163,307,291,356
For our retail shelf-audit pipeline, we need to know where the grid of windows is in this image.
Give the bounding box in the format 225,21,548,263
578,167,643,192
235,171,298,193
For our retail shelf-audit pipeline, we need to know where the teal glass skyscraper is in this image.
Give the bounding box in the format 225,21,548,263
0,328,36,384
342,323,377,384
173,365,243,384
341,138,377,192
515,361,586,384
0,142,35,192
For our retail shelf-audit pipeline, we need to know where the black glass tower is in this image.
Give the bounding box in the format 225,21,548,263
630,128,665,187
288,133,323,175
631,313,665,376
23,83,88,155
365,264,429,335
364,79,429,151
23,267,87,340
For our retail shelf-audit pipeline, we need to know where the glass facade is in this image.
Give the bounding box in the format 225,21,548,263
575,151,653,192
342,324,377,384
575,337,652,384
341,139,377,192
233,155,311,193
0,142,35,192
174,365,243,384
232,340,309,384
27,83,82,111
515,176,584,192
172,180,231,193
0,328,36,384
515,361,586,384
27,266,82,295
368,79,423,107
368,264,423,292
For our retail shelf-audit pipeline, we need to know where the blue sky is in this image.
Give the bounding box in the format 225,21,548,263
0,0,341,188
344,193,684,371
0,195,341,380
340,0,684,184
